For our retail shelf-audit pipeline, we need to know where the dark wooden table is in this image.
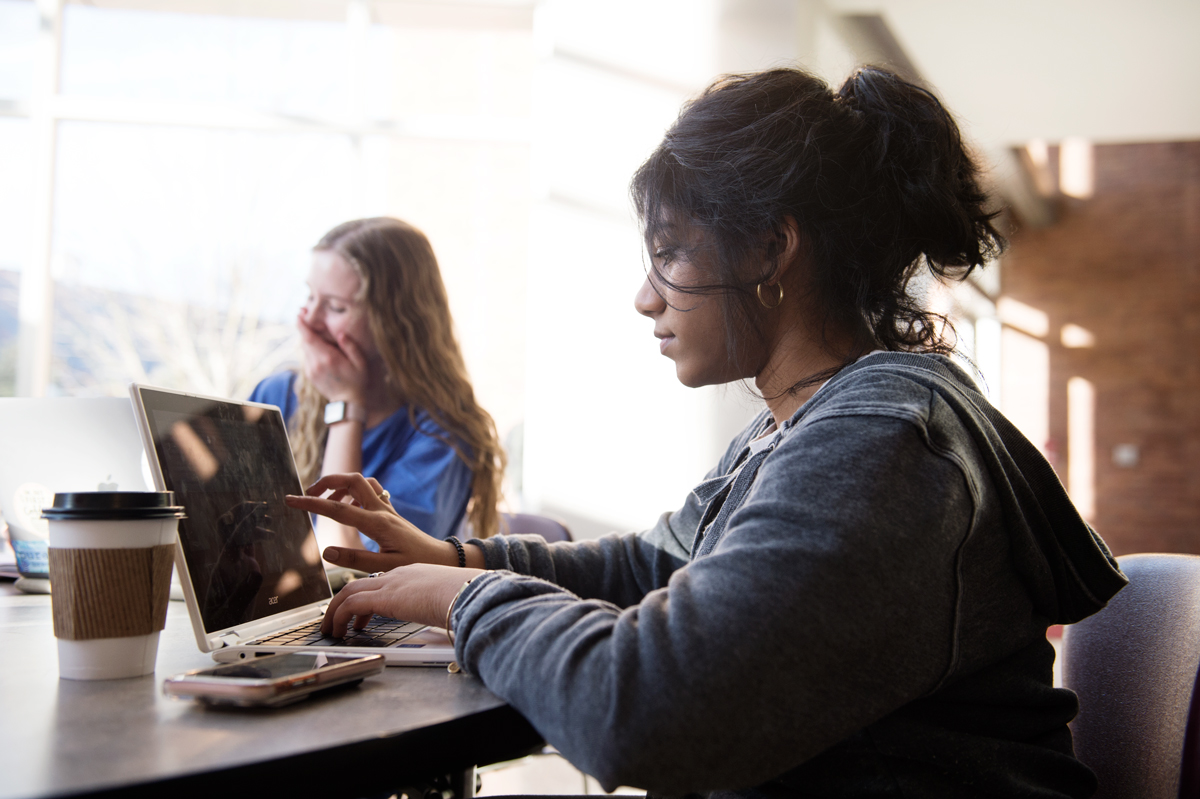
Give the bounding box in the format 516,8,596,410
0,583,542,799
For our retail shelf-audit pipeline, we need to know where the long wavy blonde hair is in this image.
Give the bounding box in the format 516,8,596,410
291,218,505,538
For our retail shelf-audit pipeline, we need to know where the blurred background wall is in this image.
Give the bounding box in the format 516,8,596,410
1,0,1197,552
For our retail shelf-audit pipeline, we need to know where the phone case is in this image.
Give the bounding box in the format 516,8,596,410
163,653,386,706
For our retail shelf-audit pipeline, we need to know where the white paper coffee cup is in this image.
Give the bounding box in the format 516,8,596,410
44,492,185,680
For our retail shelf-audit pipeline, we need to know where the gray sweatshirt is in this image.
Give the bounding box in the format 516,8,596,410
453,352,1127,798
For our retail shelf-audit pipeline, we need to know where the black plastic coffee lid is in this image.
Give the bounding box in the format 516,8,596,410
42,491,187,520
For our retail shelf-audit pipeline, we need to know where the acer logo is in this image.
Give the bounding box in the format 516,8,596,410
268,596,279,605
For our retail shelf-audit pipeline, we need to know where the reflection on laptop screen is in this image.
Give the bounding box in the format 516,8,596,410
141,391,328,633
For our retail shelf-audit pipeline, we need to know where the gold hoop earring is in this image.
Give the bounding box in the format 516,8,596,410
756,282,784,309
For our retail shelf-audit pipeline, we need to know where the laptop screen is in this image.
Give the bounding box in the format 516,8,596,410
136,387,331,634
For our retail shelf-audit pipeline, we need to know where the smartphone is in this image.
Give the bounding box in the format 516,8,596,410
163,652,386,707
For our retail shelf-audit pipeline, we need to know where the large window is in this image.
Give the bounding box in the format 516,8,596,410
6,0,991,537
0,0,533,446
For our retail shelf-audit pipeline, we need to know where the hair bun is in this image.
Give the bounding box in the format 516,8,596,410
835,67,1002,270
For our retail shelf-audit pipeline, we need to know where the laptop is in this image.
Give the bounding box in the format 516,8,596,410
0,398,152,585
128,383,456,667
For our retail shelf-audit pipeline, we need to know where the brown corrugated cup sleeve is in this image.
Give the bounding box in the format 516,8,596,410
49,545,176,641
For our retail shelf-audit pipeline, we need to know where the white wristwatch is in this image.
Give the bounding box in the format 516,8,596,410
324,401,367,425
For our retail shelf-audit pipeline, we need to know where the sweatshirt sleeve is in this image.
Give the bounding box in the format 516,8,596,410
450,411,976,794
466,410,771,606
468,484,701,607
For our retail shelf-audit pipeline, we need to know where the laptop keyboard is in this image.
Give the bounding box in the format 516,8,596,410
256,616,428,648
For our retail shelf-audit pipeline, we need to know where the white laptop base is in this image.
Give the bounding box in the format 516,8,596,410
129,383,455,667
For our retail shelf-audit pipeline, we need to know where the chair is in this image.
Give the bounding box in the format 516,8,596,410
1061,553,1200,799
501,512,573,542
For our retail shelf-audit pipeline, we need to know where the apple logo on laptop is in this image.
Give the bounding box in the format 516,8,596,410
96,475,119,491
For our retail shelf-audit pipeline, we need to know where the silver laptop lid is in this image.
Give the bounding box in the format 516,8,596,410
0,398,151,576
130,384,332,651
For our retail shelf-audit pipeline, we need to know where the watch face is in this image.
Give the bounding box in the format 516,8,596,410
323,401,346,425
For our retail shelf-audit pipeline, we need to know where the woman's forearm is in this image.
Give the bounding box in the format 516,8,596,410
317,420,367,550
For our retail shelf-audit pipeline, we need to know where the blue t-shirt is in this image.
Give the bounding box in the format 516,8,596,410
250,372,473,548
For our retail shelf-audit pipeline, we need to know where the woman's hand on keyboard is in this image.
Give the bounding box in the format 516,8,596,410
286,472,484,574
320,563,486,638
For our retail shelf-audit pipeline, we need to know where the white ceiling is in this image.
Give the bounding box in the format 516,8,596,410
826,0,1200,149
65,0,1200,150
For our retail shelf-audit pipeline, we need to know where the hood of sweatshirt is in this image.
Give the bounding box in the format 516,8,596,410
827,352,1128,625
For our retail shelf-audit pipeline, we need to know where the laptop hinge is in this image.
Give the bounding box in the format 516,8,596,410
217,632,242,648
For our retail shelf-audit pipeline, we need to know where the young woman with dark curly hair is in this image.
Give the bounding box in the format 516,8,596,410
288,68,1125,798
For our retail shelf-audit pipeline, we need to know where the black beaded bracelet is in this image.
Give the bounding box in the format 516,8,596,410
447,535,466,568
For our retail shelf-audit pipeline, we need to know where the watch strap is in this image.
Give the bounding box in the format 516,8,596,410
324,401,367,425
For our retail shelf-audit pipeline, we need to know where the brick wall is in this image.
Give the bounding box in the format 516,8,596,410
1001,141,1200,556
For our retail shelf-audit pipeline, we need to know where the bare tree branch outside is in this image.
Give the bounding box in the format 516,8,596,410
51,261,299,399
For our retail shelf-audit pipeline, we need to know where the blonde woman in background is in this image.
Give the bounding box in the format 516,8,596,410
250,217,505,552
